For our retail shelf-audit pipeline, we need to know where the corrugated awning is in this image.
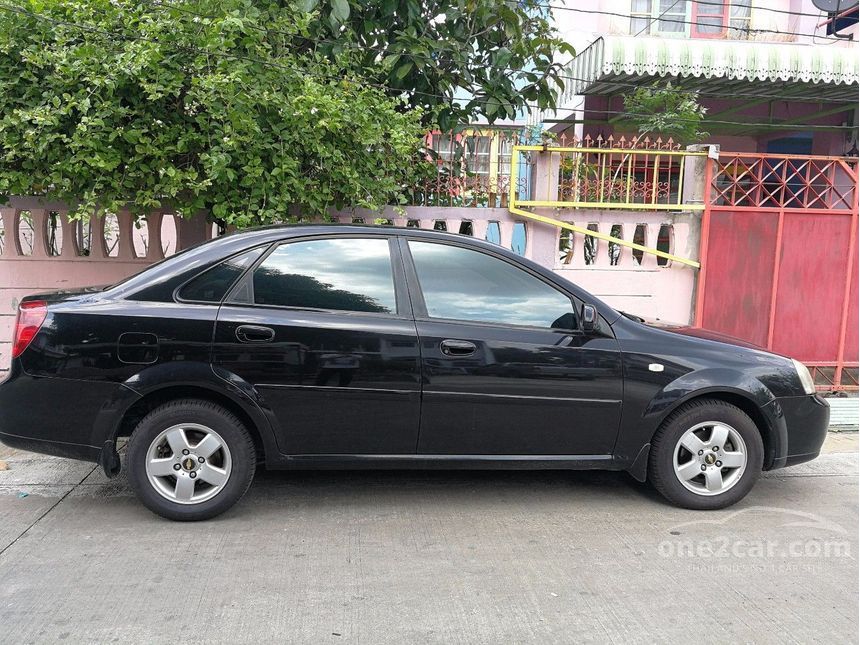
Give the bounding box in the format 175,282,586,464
561,36,859,104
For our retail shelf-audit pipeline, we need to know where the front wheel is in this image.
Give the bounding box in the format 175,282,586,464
648,399,763,510
127,399,256,521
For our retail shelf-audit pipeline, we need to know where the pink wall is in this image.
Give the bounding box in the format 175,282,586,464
0,202,203,372
0,202,705,374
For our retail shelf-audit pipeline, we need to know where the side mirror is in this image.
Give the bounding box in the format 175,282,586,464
580,304,597,333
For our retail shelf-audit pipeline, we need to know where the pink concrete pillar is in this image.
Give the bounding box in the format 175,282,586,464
89,213,109,259
58,212,76,258
594,222,612,268
177,212,209,251
145,212,164,261
471,219,489,241
526,220,558,268
532,149,560,203
116,210,135,260
499,220,514,250
0,208,15,257
615,224,635,268
682,144,717,207
641,223,659,269
28,209,49,258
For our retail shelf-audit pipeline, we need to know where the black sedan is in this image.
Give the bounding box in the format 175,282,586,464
0,226,829,520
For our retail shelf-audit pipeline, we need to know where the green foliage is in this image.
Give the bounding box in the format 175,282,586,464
303,0,575,131
621,83,709,144
0,0,574,223
0,0,425,223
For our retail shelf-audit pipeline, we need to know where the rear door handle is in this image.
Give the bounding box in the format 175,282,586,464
235,325,275,343
440,339,477,356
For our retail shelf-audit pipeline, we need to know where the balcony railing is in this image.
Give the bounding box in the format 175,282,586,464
407,131,708,211
408,129,534,208
516,134,708,211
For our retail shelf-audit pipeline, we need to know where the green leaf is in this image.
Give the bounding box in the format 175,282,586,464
394,61,412,80
330,0,350,23
495,47,512,69
0,0,573,221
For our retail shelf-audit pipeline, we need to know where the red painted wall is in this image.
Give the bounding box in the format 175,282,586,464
700,211,778,348
771,214,853,361
845,252,859,362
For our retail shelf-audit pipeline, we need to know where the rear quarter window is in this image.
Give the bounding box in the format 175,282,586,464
178,247,265,303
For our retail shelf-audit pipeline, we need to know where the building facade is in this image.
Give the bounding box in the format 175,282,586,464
536,0,858,156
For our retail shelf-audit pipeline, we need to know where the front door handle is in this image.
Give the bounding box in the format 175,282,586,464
440,339,477,356
235,325,275,343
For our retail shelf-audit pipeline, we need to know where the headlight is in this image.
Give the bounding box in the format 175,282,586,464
791,359,816,395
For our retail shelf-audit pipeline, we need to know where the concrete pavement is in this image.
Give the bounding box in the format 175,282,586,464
0,434,857,644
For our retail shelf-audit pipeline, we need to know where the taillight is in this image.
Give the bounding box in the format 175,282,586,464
12,301,48,358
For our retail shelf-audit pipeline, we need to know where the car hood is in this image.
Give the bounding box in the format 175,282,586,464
636,317,766,351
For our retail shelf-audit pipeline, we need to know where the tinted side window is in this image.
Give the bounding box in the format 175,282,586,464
409,241,575,329
253,238,396,314
178,247,265,303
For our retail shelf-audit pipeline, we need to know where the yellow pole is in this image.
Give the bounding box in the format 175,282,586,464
625,152,634,204
651,154,660,205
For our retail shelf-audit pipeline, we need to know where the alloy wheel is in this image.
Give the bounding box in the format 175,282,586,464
145,423,233,505
672,421,747,496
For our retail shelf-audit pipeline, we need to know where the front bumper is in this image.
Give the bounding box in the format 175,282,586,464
763,394,830,470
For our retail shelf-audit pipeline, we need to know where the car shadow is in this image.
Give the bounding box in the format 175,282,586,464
235,466,667,513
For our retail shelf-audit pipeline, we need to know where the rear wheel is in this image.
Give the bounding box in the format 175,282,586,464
127,399,256,521
649,399,763,510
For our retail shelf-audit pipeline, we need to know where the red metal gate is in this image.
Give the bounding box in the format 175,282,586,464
695,151,858,391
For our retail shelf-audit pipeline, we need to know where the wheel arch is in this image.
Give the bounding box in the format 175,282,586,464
94,363,282,476
649,388,783,471
114,384,267,461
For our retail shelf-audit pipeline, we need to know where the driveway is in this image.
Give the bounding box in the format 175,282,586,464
1,434,857,644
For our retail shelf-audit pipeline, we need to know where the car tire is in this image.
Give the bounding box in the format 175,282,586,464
648,398,763,510
127,399,256,521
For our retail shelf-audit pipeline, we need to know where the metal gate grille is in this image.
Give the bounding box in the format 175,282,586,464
696,152,858,391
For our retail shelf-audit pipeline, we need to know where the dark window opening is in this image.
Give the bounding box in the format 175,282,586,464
656,224,673,266
827,7,858,34
632,224,646,265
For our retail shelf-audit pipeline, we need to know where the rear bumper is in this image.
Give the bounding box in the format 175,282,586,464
0,367,132,465
765,394,830,470
0,430,100,462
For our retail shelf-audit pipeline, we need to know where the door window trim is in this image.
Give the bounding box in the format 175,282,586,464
399,237,584,333
224,233,412,320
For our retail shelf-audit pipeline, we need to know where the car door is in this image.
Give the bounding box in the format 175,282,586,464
212,235,421,455
402,238,623,456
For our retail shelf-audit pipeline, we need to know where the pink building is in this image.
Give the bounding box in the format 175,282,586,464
535,0,858,156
